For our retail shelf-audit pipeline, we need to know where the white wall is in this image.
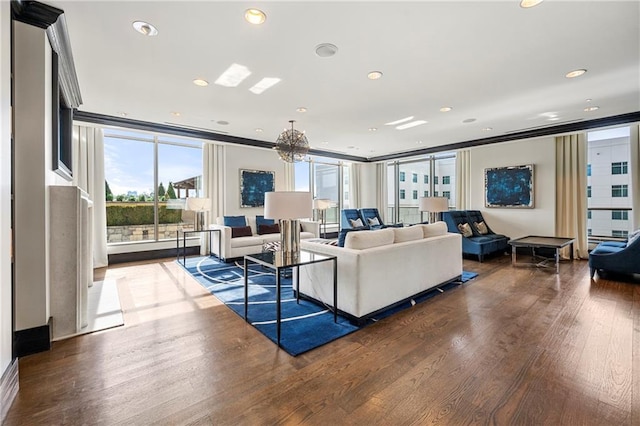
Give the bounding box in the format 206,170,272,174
0,0,13,374
222,144,289,218
469,136,557,239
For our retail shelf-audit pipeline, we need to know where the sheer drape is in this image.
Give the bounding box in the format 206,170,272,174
455,149,471,210
203,143,225,254
72,125,108,268
375,163,388,222
348,163,361,209
283,162,294,191
630,125,640,229
555,133,588,259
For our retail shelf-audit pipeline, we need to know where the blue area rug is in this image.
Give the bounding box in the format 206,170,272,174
180,256,479,356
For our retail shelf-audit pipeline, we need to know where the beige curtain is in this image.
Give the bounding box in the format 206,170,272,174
348,163,362,209
455,149,471,210
555,133,588,259
375,162,388,222
630,125,640,230
203,143,225,254
72,125,108,268
283,161,295,191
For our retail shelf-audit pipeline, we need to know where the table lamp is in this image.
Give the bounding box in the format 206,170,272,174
264,191,312,259
419,197,449,223
185,197,211,231
313,198,332,238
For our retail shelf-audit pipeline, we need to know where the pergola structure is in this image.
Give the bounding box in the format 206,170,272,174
172,176,201,199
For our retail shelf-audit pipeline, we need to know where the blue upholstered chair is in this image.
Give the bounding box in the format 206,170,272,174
359,208,385,229
442,210,510,262
341,209,365,229
589,234,640,278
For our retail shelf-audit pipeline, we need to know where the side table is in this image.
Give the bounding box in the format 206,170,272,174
176,228,221,266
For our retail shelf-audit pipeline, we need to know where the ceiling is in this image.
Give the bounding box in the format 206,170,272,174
51,1,640,160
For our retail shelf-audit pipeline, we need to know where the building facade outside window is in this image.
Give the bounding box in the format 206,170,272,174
612,185,628,197
611,161,628,175
442,176,450,185
611,210,628,220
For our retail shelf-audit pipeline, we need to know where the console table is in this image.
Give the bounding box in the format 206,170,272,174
509,236,575,274
243,250,337,347
176,228,221,266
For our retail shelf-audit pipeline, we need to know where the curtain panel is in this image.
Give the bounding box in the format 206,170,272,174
203,143,226,254
375,163,388,222
555,133,588,259
455,149,471,210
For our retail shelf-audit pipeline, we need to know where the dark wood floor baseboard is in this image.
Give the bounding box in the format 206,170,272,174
13,319,51,357
0,358,19,424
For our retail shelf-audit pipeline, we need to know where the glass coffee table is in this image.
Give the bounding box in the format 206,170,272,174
509,236,575,274
243,250,337,347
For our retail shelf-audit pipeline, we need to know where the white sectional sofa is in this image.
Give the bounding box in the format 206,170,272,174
210,216,319,261
298,222,462,324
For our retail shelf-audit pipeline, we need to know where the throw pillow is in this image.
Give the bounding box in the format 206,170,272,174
231,226,253,238
256,215,275,228
474,221,489,235
457,222,473,238
349,218,364,228
367,217,380,226
224,215,246,227
258,223,280,235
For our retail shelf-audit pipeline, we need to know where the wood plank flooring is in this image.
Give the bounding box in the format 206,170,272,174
4,254,639,425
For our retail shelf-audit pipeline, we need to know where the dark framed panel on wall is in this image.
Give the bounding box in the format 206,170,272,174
240,169,275,207
485,164,534,208
51,51,73,181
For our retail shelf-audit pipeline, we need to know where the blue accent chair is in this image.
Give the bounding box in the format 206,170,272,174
589,235,640,278
359,208,385,229
341,209,365,229
442,210,510,262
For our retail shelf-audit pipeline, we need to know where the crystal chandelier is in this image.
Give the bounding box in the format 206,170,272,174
274,120,309,162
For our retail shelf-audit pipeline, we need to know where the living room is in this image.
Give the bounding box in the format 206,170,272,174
1,0,640,424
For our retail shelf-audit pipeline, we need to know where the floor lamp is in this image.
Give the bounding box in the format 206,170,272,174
264,191,313,260
419,197,449,223
313,198,331,238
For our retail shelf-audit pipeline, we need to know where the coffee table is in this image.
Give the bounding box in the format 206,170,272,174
508,236,575,274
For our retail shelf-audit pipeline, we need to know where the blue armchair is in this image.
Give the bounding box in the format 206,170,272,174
589,234,640,278
442,210,510,262
359,208,385,229
341,209,365,229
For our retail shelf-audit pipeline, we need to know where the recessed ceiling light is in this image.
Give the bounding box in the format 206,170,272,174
584,106,600,112
322,141,329,145
520,0,544,8
217,120,229,125
385,116,414,126
586,98,593,102
439,107,453,112
193,78,209,87
118,112,127,117
482,127,493,131
215,63,252,87
396,120,427,130
249,77,281,94
367,71,383,80
315,43,338,58
462,118,476,123
416,141,423,144
171,111,181,117
255,128,263,133
368,127,378,132
132,21,158,36
296,107,307,113
565,69,587,78
548,117,560,121
244,8,266,25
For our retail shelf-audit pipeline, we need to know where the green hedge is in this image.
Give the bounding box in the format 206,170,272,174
106,203,183,226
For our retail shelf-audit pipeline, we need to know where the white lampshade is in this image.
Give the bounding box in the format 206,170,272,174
419,197,449,212
185,197,211,212
313,198,332,210
264,191,312,219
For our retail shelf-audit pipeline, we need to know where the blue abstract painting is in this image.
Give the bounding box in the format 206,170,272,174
240,169,275,207
485,165,534,208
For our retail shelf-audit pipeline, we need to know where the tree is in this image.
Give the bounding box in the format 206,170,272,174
137,194,147,202
157,182,166,198
116,194,125,202
166,182,177,199
105,180,113,201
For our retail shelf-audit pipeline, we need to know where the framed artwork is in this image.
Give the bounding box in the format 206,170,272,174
485,164,534,208
240,169,275,208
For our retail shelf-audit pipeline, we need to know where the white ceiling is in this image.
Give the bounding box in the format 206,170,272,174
51,1,640,159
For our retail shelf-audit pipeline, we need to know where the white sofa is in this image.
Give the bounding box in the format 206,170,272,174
298,222,462,323
210,216,319,261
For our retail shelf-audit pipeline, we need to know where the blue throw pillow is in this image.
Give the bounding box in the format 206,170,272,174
338,227,367,247
223,215,246,227
256,215,275,228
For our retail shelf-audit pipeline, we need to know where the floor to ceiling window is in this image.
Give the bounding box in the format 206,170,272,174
587,126,632,240
104,128,203,244
387,152,456,224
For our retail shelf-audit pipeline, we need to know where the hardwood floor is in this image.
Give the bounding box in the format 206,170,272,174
5,254,639,425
